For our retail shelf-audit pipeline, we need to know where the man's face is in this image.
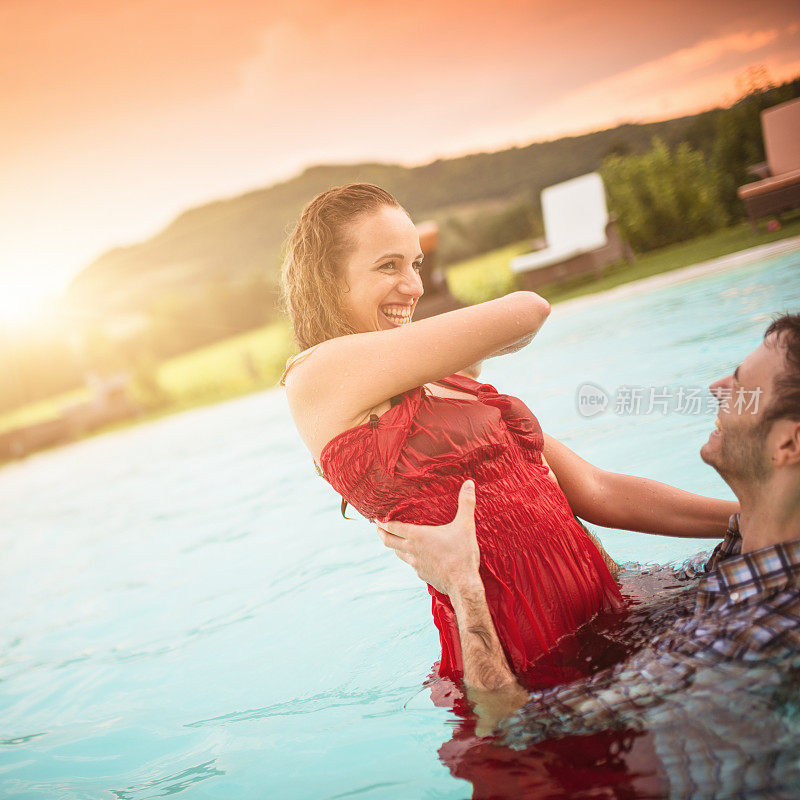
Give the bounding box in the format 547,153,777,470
700,335,785,485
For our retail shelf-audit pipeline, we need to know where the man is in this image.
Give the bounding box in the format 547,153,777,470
377,314,800,796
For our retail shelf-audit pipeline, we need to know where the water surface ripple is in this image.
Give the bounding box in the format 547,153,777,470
1,252,799,798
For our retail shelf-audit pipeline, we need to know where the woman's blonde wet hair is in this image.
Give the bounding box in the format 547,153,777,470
281,183,407,352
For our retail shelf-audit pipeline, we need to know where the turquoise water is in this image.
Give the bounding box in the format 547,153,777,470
1,251,799,798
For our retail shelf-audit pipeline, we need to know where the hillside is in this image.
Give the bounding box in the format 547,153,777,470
64,112,713,319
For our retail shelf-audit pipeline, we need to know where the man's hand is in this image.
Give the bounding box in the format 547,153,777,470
377,480,528,727
376,480,481,596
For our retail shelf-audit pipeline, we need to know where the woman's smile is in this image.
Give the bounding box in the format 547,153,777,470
379,302,415,327
340,205,425,334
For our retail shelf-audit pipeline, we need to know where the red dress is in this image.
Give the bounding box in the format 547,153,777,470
320,373,623,682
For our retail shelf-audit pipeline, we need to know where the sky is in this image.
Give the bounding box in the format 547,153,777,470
1,0,799,322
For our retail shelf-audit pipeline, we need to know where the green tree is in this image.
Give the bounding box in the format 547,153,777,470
601,138,728,252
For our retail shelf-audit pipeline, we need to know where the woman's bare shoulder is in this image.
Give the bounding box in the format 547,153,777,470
281,344,323,387
283,339,368,448
288,343,358,410
282,339,351,407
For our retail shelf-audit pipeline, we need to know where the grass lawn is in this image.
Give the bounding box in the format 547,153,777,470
157,321,293,409
0,387,90,435
444,241,530,304
0,323,294,438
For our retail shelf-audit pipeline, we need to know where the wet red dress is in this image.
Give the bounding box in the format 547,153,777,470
320,373,623,682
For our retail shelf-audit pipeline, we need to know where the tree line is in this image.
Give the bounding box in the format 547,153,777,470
1,72,797,417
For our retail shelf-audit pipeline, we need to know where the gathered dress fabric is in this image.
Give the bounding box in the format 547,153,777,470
320,373,624,682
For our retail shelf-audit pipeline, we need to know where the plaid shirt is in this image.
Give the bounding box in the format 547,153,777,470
500,517,800,798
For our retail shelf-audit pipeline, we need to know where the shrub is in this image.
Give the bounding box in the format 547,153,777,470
601,138,728,252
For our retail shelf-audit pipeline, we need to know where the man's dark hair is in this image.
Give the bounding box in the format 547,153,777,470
764,312,800,423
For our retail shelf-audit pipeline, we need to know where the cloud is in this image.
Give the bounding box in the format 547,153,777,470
572,29,778,105
665,29,779,71
511,28,787,140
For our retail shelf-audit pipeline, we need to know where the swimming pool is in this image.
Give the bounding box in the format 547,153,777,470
1,248,799,798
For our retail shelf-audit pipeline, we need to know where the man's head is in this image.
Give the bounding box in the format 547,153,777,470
701,313,800,494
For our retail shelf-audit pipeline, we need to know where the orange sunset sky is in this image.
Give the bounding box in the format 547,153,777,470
1,0,799,320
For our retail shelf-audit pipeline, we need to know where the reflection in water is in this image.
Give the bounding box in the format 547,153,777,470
437,563,800,799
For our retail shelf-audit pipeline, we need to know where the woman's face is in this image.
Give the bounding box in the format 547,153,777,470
339,205,424,333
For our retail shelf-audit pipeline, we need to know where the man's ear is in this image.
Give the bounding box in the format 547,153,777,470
772,420,800,467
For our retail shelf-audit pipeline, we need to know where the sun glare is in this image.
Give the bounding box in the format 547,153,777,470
0,281,53,330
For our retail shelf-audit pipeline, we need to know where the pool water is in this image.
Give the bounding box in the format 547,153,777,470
1,250,799,798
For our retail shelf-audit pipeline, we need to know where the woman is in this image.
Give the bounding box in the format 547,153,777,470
281,183,736,683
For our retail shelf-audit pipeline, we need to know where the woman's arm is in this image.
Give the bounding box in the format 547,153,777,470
543,435,738,539
286,292,550,453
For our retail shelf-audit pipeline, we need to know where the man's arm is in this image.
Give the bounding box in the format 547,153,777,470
377,481,529,731
447,573,531,734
